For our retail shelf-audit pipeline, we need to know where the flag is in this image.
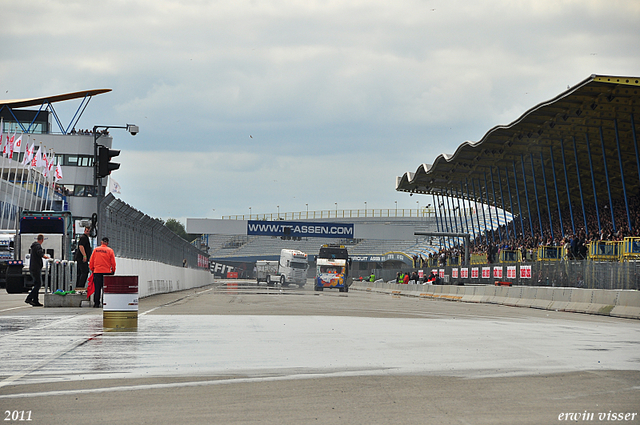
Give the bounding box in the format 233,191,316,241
22,143,34,166
7,132,15,159
47,152,55,176
13,134,23,160
87,273,94,298
41,149,49,169
0,118,4,156
33,147,44,168
109,177,121,194
54,164,63,181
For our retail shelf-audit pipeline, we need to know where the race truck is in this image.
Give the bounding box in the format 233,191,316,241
256,249,309,287
4,210,75,294
314,244,352,292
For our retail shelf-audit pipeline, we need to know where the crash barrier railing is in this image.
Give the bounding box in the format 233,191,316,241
622,237,640,261
588,241,622,262
537,246,565,261
43,259,77,293
470,254,485,264
416,259,640,290
499,250,522,263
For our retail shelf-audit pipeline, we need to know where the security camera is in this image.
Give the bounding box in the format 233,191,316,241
127,124,139,136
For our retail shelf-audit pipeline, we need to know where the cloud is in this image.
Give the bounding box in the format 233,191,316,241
2,0,639,222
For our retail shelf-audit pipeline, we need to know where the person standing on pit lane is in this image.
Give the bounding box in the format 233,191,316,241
89,237,116,308
75,226,92,288
25,234,49,307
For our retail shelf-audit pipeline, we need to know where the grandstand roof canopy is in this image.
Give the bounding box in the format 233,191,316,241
396,74,640,212
0,89,111,109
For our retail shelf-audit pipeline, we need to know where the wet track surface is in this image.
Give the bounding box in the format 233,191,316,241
1,281,639,424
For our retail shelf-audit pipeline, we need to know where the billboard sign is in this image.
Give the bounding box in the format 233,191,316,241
247,220,354,239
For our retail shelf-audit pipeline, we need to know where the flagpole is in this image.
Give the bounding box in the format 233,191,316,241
16,134,33,219
47,148,55,210
0,120,6,229
7,132,20,227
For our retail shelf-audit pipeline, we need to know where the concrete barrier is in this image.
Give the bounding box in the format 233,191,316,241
565,288,593,313
115,257,212,298
44,293,86,307
611,291,640,319
548,287,573,311
350,281,640,319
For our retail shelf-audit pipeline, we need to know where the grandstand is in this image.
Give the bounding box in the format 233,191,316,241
396,74,640,289
204,75,640,289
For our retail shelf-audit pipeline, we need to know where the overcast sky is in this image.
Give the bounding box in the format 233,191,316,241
2,0,639,222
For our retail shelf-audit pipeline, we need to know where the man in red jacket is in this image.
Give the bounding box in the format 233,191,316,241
89,237,116,308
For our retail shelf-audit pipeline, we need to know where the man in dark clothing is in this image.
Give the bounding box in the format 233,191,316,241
75,226,92,288
25,234,49,307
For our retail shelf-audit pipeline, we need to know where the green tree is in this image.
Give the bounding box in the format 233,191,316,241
164,218,190,241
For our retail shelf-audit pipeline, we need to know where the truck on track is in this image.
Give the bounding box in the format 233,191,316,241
4,210,75,294
256,249,309,287
314,244,352,292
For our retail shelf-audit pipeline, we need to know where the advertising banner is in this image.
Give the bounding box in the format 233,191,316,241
247,220,354,239
520,265,532,279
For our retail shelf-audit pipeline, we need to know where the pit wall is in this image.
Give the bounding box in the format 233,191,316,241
350,281,640,320
115,257,213,298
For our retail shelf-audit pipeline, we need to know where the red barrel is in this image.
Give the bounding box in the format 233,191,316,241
103,276,139,331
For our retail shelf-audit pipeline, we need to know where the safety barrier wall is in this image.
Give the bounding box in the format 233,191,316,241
115,257,213,298
351,281,640,320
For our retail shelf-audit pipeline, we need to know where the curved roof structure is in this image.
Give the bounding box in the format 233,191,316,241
396,75,640,218
0,89,111,109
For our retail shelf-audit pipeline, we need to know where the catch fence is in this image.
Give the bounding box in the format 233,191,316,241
99,194,208,269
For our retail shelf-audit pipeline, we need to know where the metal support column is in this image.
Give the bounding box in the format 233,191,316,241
549,146,564,238
585,132,602,233
474,178,489,244
483,173,495,242
433,194,441,233
445,190,454,235
631,114,640,191
447,187,459,234
462,181,473,240
614,119,632,231
512,162,525,237
529,154,544,237
505,166,517,238
599,127,616,232
560,139,575,235
573,136,589,235
469,178,482,245
520,156,534,238
489,168,503,241
496,167,510,240
539,151,554,241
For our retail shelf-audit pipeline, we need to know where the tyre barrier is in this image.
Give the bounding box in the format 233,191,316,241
351,281,640,320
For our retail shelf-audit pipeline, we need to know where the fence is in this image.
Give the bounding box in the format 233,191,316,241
99,194,209,269
418,260,640,290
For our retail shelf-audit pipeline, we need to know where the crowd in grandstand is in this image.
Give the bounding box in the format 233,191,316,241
426,194,640,265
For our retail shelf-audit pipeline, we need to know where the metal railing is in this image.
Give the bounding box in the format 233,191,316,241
222,208,450,221
44,259,77,293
